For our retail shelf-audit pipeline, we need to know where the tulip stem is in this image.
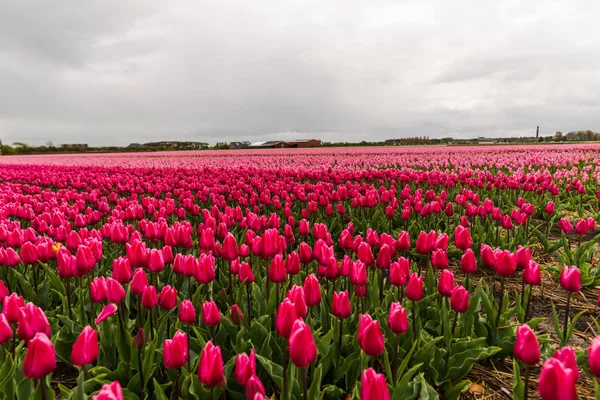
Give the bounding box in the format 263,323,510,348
337,317,343,369
562,292,571,346
66,278,73,320
138,343,145,400
170,369,179,400
495,277,505,328
412,301,418,342
523,364,530,400
451,311,458,337
393,333,399,384
520,278,526,314
149,308,154,341
247,284,252,323
40,378,47,400
210,387,215,400
302,367,308,400
186,323,191,372
524,286,532,321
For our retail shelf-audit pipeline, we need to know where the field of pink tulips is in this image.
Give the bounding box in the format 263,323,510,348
2,144,600,399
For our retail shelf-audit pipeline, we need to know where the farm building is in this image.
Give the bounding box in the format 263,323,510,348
248,139,321,148
285,139,321,148
249,141,287,148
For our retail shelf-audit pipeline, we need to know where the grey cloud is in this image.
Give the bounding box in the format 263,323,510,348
1,0,599,146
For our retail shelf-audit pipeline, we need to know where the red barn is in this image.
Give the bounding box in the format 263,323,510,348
285,139,321,148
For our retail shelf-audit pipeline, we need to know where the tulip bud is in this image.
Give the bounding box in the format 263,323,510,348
72,325,99,366
289,319,317,368
560,266,581,293
222,233,239,261
480,244,497,269
163,330,188,369
544,201,555,214
133,328,146,349
23,333,56,379
199,341,225,387
231,304,244,326
238,262,255,285
360,368,390,400
388,302,408,334
514,324,540,365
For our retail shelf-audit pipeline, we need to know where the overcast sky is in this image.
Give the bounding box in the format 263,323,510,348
1,1,599,146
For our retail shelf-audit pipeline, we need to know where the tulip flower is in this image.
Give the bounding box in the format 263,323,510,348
198,341,225,388
289,319,317,398
588,336,600,378
0,280,8,302
438,269,455,297
286,285,307,318
235,349,256,386
559,218,573,234
275,298,298,339
23,332,56,379
357,242,374,267
0,311,12,346
538,357,578,400
480,244,497,269
560,266,580,345
397,231,410,252
522,261,541,320
515,246,531,270
514,324,540,365
202,300,221,328
360,368,390,400
3,293,24,323
130,268,148,296
92,381,124,400
450,285,469,314
17,302,51,343
95,304,118,325
332,291,351,320
303,274,322,307
163,330,188,369
178,300,196,325
406,273,423,301
72,325,99,366
246,375,266,400
454,225,472,250
105,278,126,304
159,285,177,311
431,249,449,270
357,314,384,357
553,347,579,381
